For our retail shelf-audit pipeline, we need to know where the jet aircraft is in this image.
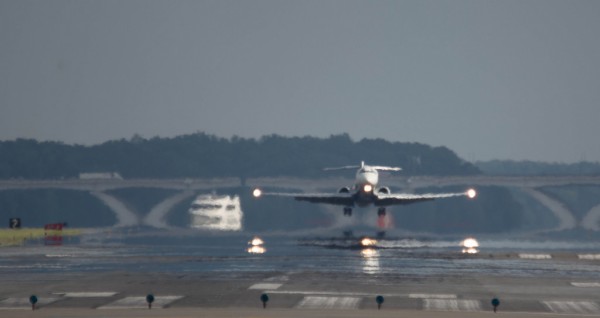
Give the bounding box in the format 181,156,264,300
252,161,476,217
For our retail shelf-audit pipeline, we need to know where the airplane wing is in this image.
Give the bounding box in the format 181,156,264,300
375,189,476,206
253,189,355,206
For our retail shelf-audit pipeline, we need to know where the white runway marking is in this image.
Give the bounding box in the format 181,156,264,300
571,282,600,288
248,283,282,290
53,292,118,297
423,299,481,311
268,290,401,297
578,254,600,260
542,301,600,314
410,293,457,299
295,296,361,309
264,275,289,282
519,253,552,259
97,295,183,309
0,297,60,309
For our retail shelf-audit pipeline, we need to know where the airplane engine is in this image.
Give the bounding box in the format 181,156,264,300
338,187,351,193
377,187,391,195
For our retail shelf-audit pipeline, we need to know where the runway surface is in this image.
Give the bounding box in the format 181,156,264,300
0,231,599,317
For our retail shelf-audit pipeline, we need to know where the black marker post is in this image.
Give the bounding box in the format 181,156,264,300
29,295,38,311
260,293,269,308
146,294,155,309
376,295,384,310
491,298,500,313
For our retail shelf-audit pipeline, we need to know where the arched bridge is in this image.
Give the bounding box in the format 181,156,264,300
1,176,599,231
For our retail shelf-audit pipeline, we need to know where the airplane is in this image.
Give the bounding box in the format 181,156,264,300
252,161,476,218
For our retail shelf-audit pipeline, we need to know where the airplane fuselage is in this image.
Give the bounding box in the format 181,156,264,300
353,167,380,207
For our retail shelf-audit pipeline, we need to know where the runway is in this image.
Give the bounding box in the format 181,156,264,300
0,232,599,317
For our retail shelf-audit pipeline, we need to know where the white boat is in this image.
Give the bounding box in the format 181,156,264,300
188,194,243,231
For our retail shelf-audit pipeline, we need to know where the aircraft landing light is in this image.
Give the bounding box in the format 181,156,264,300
460,237,479,254
253,188,262,198
360,237,377,247
467,188,477,199
248,236,266,254
363,184,373,193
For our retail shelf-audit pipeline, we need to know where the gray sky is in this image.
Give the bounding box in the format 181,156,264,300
1,1,599,163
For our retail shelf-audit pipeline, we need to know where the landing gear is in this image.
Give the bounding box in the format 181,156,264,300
343,207,353,216
377,208,387,230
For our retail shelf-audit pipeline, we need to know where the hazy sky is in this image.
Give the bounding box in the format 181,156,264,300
1,1,599,163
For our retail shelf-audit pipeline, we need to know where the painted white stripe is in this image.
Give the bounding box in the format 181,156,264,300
410,293,457,299
53,292,117,297
264,275,289,282
97,295,183,309
295,296,360,309
571,282,600,288
268,290,401,297
519,253,552,259
0,297,60,309
578,254,600,260
248,283,282,290
542,301,600,314
424,299,481,311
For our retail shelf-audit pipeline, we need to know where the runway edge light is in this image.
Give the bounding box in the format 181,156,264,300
29,295,37,311
492,298,500,313
261,293,269,309
376,295,384,310
146,294,154,309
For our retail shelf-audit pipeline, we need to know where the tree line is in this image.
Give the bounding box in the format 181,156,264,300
476,160,600,176
0,133,479,179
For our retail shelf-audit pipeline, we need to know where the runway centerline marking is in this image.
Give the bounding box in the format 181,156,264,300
267,290,403,297
295,296,361,309
578,254,600,260
97,295,183,309
519,253,552,259
571,282,600,288
264,275,289,282
423,299,481,311
542,301,600,314
249,283,282,290
410,293,457,299
52,292,118,297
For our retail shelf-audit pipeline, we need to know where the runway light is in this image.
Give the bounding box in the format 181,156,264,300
467,188,477,199
363,184,373,193
360,237,377,247
253,188,262,198
29,295,38,311
250,236,264,246
248,236,266,254
247,245,266,254
461,237,479,254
